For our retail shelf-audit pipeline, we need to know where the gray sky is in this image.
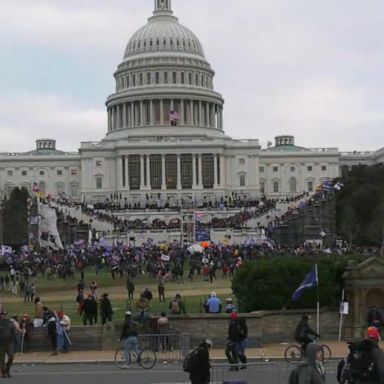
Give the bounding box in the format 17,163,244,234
0,0,383,152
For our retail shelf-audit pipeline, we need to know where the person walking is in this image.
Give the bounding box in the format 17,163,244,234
238,316,248,367
126,278,135,300
0,311,18,378
158,279,166,302
100,293,114,325
81,294,97,326
188,339,213,384
47,315,58,356
120,311,139,367
225,312,241,370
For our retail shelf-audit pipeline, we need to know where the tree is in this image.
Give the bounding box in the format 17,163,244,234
2,187,29,248
339,206,360,248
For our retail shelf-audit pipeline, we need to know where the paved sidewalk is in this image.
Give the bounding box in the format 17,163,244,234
13,341,364,364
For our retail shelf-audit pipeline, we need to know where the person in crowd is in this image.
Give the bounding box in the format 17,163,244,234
81,294,98,326
126,278,135,300
188,339,213,384
296,343,326,384
30,283,36,302
120,311,139,367
24,282,32,303
238,316,248,368
10,315,21,353
136,294,150,323
367,306,383,332
34,297,44,327
294,315,320,351
0,311,19,378
169,294,186,315
143,288,153,302
90,281,98,300
157,312,170,350
47,315,58,356
206,292,222,314
158,279,166,302
225,298,237,314
57,311,71,353
100,293,114,326
19,313,33,353
225,312,241,370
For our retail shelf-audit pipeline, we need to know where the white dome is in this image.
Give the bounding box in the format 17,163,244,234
124,6,204,59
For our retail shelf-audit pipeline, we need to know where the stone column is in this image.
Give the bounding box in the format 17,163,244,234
117,155,122,189
177,154,182,190
198,154,203,189
192,153,197,189
190,100,194,125
219,107,223,129
140,101,144,126
122,103,127,128
131,103,135,127
160,99,164,125
140,155,145,189
150,100,154,125
180,100,184,125
205,103,209,127
213,154,218,188
199,101,203,126
108,109,112,131
161,154,166,190
146,155,151,189
220,155,225,187
170,99,174,111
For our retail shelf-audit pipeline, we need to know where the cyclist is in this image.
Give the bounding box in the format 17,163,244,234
294,315,320,352
120,311,139,366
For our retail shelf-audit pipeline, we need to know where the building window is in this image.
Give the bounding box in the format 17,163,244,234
70,182,78,197
308,181,314,192
96,161,102,167
128,155,140,190
307,165,313,172
96,177,103,190
273,181,279,193
259,166,265,173
239,174,246,187
39,181,46,194
239,158,245,165
71,169,77,176
21,170,27,176
165,154,177,189
150,154,162,190
164,72,168,84
181,154,192,189
57,170,63,176
260,181,265,194
290,166,295,172
155,72,160,84
273,166,279,172
172,72,177,84
132,74,136,86
289,177,297,193
181,72,185,84
139,73,143,85
202,153,214,189
56,183,65,195
188,73,192,84
321,165,327,171
195,74,199,86
39,170,45,176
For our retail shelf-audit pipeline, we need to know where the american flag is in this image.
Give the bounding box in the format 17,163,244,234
169,110,179,125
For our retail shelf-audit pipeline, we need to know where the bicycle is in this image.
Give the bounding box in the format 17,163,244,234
284,342,332,363
114,346,157,370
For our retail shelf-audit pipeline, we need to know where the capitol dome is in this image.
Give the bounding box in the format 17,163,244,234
124,4,205,59
105,0,224,140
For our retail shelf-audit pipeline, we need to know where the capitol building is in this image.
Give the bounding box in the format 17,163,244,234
0,0,383,204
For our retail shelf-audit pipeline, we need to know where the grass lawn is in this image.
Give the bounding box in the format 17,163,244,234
0,267,235,325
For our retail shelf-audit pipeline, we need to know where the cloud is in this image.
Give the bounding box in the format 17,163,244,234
0,93,105,152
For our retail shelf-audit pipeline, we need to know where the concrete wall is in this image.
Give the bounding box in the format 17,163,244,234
29,309,340,351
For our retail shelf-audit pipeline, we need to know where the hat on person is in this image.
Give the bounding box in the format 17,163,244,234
0,311,7,316
367,326,381,341
204,339,213,348
230,312,239,320
210,291,217,297
226,298,233,303
125,311,132,317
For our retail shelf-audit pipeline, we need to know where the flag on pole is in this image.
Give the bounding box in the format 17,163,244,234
321,180,333,192
169,110,179,126
334,181,344,191
292,265,318,302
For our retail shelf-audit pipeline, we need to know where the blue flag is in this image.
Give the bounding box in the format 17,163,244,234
292,265,318,302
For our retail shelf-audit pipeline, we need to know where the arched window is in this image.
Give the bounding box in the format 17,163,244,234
96,177,103,190
139,73,143,85
289,177,297,193
155,72,160,84
70,182,79,197
132,74,136,86
195,74,199,86
39,181,46,194
147,72,151,84
181,72,185,84
126,75,130,88
188,73,192,84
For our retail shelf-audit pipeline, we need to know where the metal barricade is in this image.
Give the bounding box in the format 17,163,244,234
210,362,282,384
285,361,339,384
138,333,190,363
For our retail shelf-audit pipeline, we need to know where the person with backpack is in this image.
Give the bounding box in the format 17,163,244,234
339,327,384,384
100,293,114,326
184,339,213,384
294,315,320,352
289,343,326,384
169,294,186,315
225,311,242,370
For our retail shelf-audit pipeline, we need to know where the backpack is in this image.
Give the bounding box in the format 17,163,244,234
183,347,200,373
171,299,180,314
288,364,311,384
348,340,378,381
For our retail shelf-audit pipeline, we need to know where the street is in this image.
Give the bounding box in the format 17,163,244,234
9,361,340,384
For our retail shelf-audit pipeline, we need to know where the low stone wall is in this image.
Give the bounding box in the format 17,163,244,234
29,309,340,351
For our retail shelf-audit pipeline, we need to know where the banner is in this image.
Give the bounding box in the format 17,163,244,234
195,229,210,242
38,202,63,250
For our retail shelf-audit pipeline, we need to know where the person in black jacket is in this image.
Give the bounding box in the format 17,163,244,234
294,315,320,351
238,317,248,367
100,293,114,325
120,311,139,365
189,339,212,384
225,312,241,370
367,307,383,332
80,294,97,325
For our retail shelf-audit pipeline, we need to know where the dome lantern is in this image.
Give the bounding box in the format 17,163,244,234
154,0,173,15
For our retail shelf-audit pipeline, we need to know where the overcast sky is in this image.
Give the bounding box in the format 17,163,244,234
1,0,383,152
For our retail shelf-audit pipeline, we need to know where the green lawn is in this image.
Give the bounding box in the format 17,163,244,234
0,267,236,325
